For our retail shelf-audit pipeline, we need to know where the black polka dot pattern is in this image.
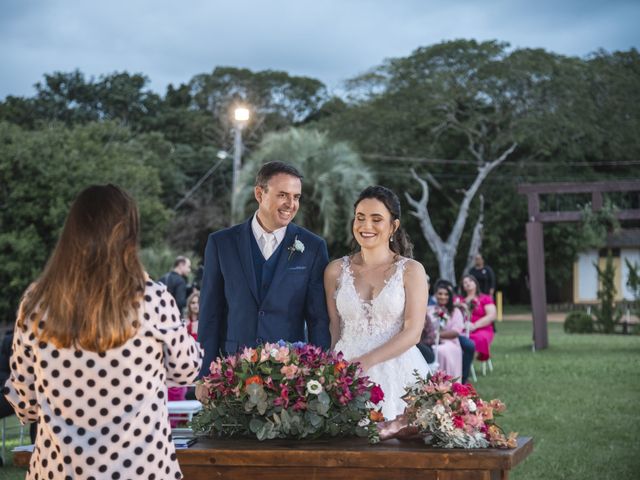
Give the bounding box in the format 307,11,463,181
5,281,203,480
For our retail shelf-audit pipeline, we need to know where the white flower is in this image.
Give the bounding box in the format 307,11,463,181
270,348,279,358
287,236,305,260
358,417,371,427
306,379,323,395
467,399,477,413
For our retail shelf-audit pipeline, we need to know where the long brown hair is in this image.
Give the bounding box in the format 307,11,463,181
17,184,146,351
351,185,414,258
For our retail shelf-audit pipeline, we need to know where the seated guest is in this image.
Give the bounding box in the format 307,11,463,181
4,184,202,480
427,281,464,379
168,291,201,424
427,280,476,384
456,274,497,362
417,313,436,365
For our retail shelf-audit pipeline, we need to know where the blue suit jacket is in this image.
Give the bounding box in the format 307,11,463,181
198,219,331,376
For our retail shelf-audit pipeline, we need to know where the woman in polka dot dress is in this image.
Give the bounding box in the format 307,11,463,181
4,184,203,480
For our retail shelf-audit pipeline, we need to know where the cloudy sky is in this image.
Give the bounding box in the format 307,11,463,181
1,0,638,99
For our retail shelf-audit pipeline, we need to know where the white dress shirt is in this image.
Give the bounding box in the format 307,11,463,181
251,212,287,260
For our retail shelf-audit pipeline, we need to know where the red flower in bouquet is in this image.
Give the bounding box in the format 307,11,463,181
370,385,384,404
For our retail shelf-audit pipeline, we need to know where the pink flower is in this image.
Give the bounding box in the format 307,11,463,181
280,364,299,379
370,385,384,404
259,348,271,363
274,385,290,408
453,415,465,429
274,347,291,363
240,347,258,363
452,382,472,397
292,398,307,411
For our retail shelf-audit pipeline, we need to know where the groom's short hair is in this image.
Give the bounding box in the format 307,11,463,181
255,162,303,190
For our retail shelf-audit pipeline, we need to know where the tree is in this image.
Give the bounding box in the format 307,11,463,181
312,41,640,297
594,251,623,333
233,128,374,252
0,121,172,323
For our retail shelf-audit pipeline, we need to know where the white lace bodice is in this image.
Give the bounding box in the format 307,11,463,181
333,255,430,419
335,255,408,356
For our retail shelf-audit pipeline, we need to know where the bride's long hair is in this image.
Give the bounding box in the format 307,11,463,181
17,184,145,352
351,186,414,258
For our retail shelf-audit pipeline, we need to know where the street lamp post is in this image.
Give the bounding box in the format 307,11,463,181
231,106,250,223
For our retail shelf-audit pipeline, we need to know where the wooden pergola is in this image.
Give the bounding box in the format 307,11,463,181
517,180,640,350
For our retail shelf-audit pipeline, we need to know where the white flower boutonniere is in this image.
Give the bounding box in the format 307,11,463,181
287,235,305,260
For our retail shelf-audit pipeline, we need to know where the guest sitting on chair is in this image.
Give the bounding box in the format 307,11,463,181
427,280,465,379
456,274,496,362
4,184,202,479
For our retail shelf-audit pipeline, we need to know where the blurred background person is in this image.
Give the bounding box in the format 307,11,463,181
468,253,495,296
159,255,192,314
4,184,202,480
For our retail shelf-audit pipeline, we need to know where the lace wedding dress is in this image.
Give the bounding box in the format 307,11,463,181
333,256,431,419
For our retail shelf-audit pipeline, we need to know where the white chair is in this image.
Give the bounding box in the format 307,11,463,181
464,322,493,379
167,400,202,426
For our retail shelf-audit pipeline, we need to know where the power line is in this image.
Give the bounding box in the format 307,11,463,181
361,153,640,167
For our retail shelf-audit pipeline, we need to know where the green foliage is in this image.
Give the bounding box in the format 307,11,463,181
0,121,171,323
311,40,640,300
139,245,199,282
625,258,640,319
235,128,375,251
563,311,595,334
579,200,620,248
593,251,623,333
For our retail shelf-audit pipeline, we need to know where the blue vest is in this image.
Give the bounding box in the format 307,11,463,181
249,233,284,303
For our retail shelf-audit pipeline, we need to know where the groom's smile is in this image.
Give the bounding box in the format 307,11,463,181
255,173,302,231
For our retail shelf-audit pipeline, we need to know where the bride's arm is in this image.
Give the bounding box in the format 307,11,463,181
324,259,343,350
353,260,429,372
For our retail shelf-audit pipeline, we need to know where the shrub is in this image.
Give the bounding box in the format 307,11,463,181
564,311,594,333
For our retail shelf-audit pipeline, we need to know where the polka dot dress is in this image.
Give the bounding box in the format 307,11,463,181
4,280,203,480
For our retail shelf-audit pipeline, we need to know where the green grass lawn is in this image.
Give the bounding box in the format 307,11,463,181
474,321,640,480
1,321,638,479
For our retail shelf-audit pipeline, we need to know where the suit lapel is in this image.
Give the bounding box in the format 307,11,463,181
262,224,298,303
236,219,259,304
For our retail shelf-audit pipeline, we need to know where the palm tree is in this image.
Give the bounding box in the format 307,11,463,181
234,128,374,251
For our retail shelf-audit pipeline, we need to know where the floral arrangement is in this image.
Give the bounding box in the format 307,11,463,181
434,306,450,329
192,341,384,441
379,371,517,448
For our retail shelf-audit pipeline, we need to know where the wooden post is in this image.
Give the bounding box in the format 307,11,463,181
526,221,548,350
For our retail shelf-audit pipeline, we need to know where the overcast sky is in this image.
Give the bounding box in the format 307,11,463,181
1,0,638,99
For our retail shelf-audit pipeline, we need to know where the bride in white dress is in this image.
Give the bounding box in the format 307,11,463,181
324,186,431,419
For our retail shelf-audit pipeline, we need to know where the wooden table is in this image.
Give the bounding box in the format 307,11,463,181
177,436,533,480
13,436,533,479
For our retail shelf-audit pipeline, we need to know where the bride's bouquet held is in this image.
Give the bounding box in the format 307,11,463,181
377,371,518,448
192,341,384,441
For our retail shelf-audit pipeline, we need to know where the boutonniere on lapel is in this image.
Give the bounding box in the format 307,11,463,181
287,235,305,260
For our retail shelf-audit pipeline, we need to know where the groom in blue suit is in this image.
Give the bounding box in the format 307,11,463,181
198,161,331,376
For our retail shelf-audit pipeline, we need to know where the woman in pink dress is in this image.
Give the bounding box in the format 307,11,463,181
427,281,464,379
458,274,496,361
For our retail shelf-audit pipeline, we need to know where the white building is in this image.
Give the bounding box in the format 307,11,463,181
573,230,640,303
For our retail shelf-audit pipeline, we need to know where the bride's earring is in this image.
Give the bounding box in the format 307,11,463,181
389,236,394,243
